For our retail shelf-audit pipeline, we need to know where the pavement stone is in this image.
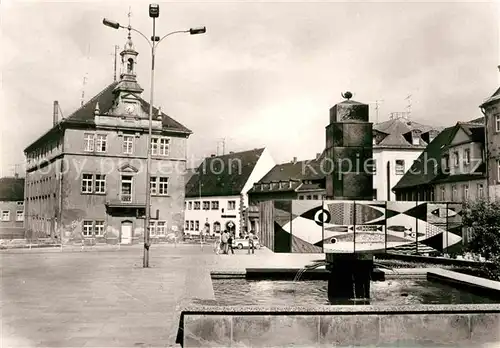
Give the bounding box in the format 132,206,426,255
3,244,322,347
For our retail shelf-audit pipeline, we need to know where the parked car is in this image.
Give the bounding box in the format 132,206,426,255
232,235,261,249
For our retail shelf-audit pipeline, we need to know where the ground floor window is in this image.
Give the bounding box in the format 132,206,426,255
83,220,105,237
16,210,24,221
149,221,167,236
83,220,93,236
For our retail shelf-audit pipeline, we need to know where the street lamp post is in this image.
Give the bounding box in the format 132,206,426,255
103,4,206,268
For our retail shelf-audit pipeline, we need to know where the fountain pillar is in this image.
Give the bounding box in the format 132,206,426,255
326,253,373,304
324,92,374,303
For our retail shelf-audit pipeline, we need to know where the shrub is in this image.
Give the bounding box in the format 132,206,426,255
462,199,500,280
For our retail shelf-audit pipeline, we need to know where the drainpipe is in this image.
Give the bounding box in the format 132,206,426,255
58,127,65,244
480,107,490,201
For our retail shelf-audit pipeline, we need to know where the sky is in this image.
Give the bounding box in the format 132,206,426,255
1,0,499,177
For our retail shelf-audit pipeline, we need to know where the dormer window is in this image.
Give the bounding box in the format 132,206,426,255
464,149,470,165
453,152,459,167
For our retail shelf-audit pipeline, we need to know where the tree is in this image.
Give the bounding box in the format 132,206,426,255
462,199,500,280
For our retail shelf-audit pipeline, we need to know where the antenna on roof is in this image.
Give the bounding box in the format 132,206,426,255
80,43,91,106
405,94,412,119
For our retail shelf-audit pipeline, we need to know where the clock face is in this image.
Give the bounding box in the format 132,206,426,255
126,104,135,114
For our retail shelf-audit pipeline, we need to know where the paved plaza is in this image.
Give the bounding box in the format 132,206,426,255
1,244,322,347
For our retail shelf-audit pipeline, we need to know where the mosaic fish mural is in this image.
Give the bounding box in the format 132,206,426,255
260,200,463,254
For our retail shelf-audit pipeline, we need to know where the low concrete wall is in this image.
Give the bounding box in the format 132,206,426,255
177,305,500,347
379,252,491,268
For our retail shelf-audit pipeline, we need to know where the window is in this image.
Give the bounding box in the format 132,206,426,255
151,138,159,156
203,201,210,210
478,184,484,199
158,177,168,195
228,200,236,210
151,137,170,156
312,195,318,200
157,221,166,236
443,155,450,171
451,185,457,201
211,201,219,210
83,220,93,237
84,133,94,152
194,202,200,210
95,134,107,152
453,152,459,167
81,174,93,193
185,221,189,230
395,160,405,175
430,190,435,202
464,149,470,165
121,175,133,202
190,221,194,231
1,211,10,221
299,195,304,200
372,189,378,200
95,174,106,194
150,177,158,195
16,211,24,221
148,221,156,236
16,201,24,206
188,202,192,210
306,195,312,200
195,221,199,231
463,184,469,200
95,221,104,236
496,114,500,132
159,138,170,156
123,135,134,154
440,186,445,201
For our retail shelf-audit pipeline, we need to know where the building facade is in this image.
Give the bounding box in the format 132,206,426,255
393,119,488,202
480,85,500,200
372,115,440,201
24,32,191,245
184,148,275,236
0,177,25,239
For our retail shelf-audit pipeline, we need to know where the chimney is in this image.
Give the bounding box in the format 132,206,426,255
53,101,59,126
316,153,321,160
292,157,297,164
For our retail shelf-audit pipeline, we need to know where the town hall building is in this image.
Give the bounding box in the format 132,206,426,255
23,31,192,245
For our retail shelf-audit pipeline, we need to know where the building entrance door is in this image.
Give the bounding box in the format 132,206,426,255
121,221,133,244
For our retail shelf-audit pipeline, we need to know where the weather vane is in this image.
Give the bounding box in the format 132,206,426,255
341,91,353,100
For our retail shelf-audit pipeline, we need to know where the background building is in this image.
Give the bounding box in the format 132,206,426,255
24,33,191,245
393,118,487,202
480,85,500,200
0,176,25,240
372,114,441,201
184,148,275,236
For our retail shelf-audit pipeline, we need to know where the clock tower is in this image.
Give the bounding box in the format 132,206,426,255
107,28,145,118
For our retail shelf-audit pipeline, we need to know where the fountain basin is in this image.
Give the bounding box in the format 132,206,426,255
176,268,500,347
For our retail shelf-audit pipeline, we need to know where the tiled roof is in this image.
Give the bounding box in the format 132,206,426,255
24,82,191,153
393,126,456,190
480,86,500,107
373,118,439,148
296,183,324,192
257,159,321,183
0,177,24,201
185,148,265,197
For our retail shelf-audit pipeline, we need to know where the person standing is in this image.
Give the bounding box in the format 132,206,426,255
227,232,235,254
214,232,221,255
221,230,229,254
248,230,255,254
